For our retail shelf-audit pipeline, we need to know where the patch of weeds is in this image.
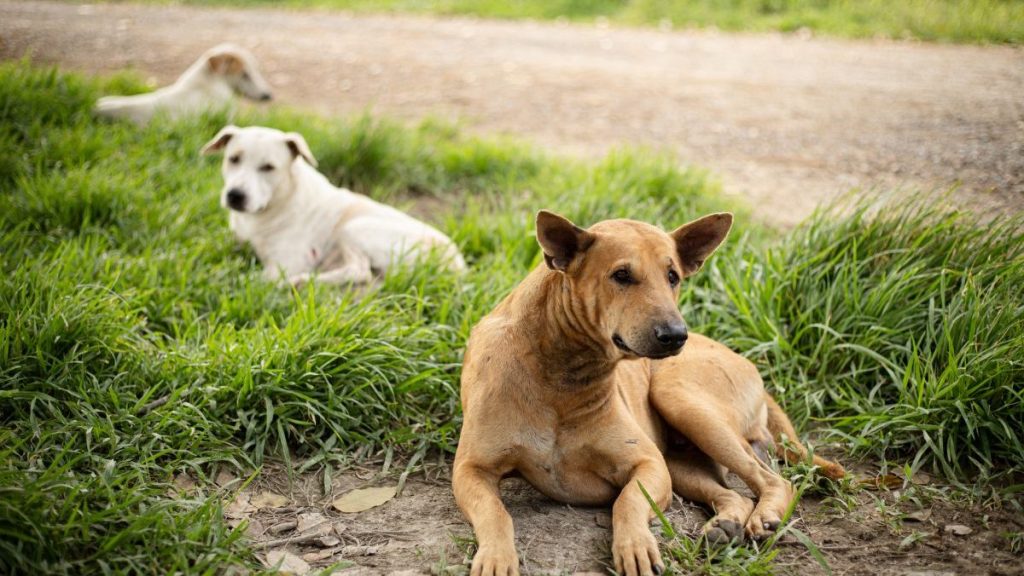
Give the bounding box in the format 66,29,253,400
690,195,1024,481
1003,531,1024,554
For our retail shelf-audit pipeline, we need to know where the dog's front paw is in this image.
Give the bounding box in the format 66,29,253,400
470,544,519,576
612,529,664,576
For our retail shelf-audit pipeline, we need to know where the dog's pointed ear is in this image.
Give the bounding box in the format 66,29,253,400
536,210,595,272
200,125,239,156
671,212,733,275
284,132,317,168
207,53,242,74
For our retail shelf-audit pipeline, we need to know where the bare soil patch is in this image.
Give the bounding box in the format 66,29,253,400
201,458,1024,575
2,1,1023,227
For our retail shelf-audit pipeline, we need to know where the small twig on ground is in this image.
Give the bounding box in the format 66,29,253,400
253,533,337,549
138,395,170,415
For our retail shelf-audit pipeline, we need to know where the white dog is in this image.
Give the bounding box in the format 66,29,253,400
201,125,466,286
95,43,273,126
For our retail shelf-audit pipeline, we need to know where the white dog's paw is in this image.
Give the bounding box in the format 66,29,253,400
287,273,310,288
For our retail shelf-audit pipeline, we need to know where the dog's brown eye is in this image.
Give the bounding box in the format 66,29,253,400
242,72,251,81
228,154,241,164
611,268,633,285
668,269,680,287
259,164,275,172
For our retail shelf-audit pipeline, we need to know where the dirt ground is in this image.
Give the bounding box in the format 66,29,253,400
1,1,1023,227
206,458,1024,576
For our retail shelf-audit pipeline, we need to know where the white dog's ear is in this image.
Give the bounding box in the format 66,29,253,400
200,125,239,156
536,210,595,272
284,132,318,167
207,52,242,75
670,212,733,275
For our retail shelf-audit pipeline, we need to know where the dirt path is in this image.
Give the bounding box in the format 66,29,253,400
2,1,1022,227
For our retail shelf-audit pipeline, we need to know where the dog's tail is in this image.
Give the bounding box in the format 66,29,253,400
94,95,126,115
764,392,846,480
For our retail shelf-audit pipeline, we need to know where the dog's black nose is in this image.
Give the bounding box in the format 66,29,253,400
259,92,273,102
654,323,688,350
226,188,246,210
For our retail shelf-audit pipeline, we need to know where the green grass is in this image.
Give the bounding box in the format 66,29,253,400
1,61,1022,573
691,197,1024,480
140,0,1024,44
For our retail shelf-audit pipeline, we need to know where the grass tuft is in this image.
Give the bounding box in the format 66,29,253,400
688,196,1024,479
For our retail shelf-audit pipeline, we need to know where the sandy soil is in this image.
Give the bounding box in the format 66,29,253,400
1,1,1022,227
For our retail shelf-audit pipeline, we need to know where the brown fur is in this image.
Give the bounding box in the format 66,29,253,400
453,211,843,576
207,53,244,75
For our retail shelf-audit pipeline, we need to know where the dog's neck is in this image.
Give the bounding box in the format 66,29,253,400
510,267,623,391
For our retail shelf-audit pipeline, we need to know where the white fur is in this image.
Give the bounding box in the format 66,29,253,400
95,43,273,126
201,125,466,287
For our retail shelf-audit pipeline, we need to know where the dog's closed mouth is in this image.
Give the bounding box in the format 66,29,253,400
612,334,635,355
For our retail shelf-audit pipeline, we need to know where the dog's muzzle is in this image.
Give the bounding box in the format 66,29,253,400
615,322,688,359
226,188,247,211
654,322,688,353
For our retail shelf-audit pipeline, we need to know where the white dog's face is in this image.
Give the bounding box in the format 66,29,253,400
204,44,274,102
200,125,318,214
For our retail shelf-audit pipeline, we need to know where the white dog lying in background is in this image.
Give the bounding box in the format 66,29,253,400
201,125,466,286
95,43,273,126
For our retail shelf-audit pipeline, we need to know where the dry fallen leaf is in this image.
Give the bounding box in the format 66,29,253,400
905,508,933,523
171,472,196,496
317,535,341,548
224,494,257,518
215,470,240,489
264,550,310,575
332,486,397,513
944,524,973,536
251,491,290,509
296,511,331,535
245,518,265,538
302,548,337,563
340,545,379,556
858,474,903,491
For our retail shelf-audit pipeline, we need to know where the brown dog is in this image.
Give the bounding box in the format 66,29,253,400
453,211,844,576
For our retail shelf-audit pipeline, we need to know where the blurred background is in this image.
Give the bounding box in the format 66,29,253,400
2,0,1021,227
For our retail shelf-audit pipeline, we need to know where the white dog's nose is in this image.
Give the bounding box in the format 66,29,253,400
226,188,246,211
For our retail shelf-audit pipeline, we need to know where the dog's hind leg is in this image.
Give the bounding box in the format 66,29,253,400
664,446,753,546
289,246,373,287
650,386,793,541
